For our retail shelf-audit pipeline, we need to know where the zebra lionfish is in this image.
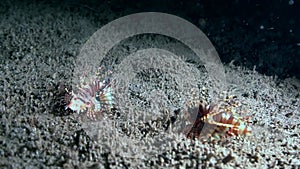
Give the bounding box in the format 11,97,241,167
65,67,113,120
183,96,252,139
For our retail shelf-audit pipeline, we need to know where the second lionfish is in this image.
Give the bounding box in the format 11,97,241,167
183,96,252,139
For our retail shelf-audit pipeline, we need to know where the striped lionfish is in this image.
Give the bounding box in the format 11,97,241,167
65,67,113,120
183,96,252,139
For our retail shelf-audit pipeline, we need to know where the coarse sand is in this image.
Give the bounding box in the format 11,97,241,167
0,1,299,168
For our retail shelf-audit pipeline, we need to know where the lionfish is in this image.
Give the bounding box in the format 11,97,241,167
183,96,252,139
65,67,113,120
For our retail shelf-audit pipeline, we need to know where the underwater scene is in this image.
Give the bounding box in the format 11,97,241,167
0,0,299,168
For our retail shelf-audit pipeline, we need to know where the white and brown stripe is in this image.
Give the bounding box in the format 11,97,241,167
185,102,252,139
66,79,113,119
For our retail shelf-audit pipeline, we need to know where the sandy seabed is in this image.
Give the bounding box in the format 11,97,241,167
0,1,299,168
